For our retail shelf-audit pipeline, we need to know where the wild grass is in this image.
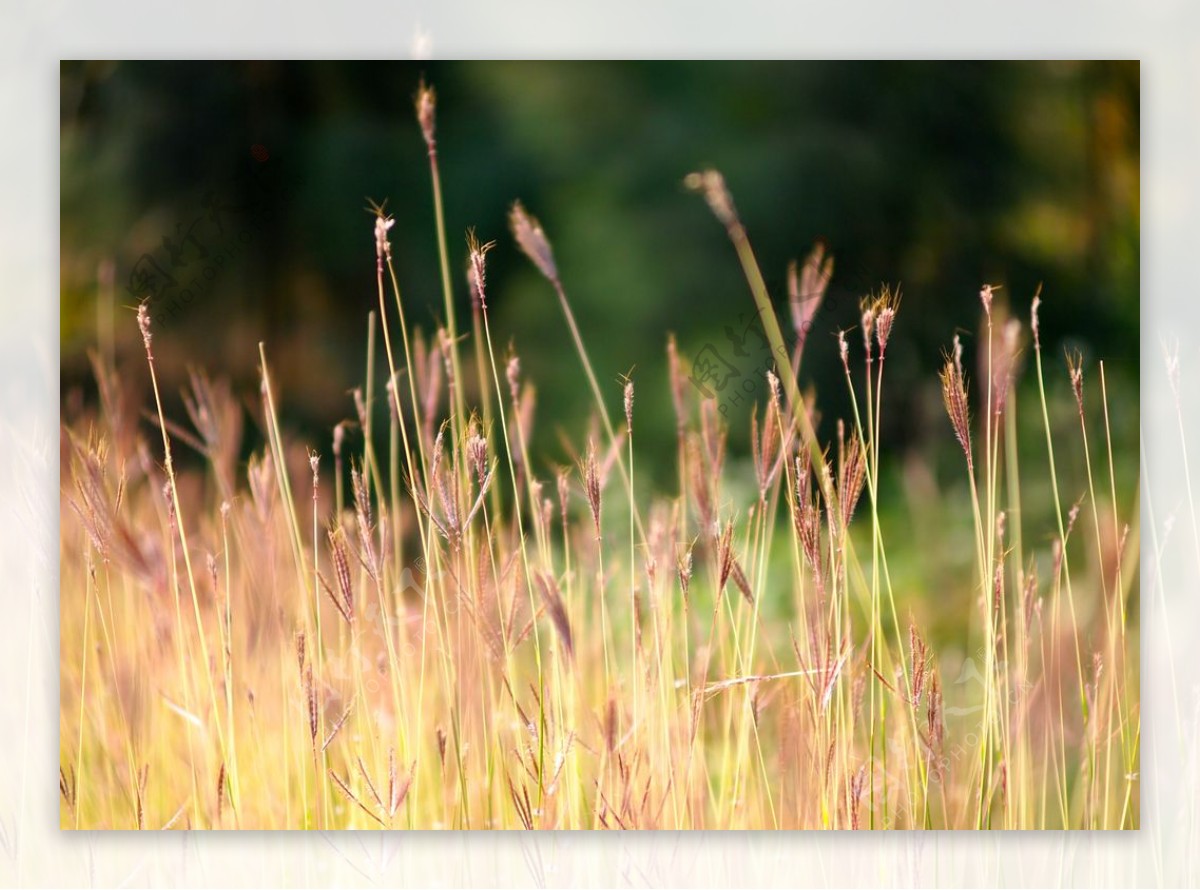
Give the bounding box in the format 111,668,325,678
59,85,1138,829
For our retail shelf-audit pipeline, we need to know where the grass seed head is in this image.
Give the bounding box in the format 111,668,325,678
416,80,436,150
1067,349,1085,417
860,299,876,360
373,211,395,264
940,355,972,466
980,283,995,317
583,439,602,537
875,287,899,355
466,229,495,310
789,241,832,346
510,201,558,283
685,168,738,229
466,429,488,486
1031,289,1043,350
137,302,153,355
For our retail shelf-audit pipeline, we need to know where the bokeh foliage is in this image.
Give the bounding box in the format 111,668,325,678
60,61,1138,484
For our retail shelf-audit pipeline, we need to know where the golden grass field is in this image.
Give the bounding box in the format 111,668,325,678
59,85,1138,830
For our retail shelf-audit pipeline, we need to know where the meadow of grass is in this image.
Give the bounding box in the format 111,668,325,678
59,85,1138,830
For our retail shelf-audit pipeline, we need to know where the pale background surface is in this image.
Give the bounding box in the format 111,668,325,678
2,1,1196,885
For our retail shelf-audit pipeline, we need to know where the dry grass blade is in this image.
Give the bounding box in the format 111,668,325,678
322,700,354,752
698,670,818,700
329,770,384,825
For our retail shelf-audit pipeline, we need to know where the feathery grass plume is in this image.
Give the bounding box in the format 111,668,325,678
304,663,318,746
536,571,575,661
509,201,558,283
466,229,495,310
624,380,634,433
351,463,380,580
790,241,832,348
373,208,395,266
418,424,462,547
466,426,488,486
980,283,996,318
792,464,823,584
908,624,929,706
729,557,754,605
67,439,157,585
860,299,876,362
1067,349,1086,418
767,368,783,409
874,287,899,356
325,527,355,622
582,439,602,539
927,671,945,766
415,80,436,151
837,430,867,533
136,301,153,353
1031,288,1043,350
716,520,735,594
677,545,693,601
940,354,973,467
684,169,738,229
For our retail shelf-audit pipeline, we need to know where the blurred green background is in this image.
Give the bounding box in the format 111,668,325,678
60,61,1139,495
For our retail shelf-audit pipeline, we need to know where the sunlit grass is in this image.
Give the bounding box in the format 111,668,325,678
59,87,1138,830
